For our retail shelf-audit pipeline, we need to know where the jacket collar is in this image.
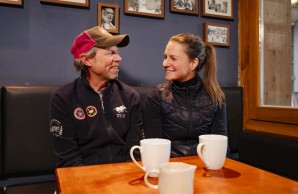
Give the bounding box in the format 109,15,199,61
79,75,120,96
171,75,203,98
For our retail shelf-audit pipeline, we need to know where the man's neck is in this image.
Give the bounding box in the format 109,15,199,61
87,76,109,92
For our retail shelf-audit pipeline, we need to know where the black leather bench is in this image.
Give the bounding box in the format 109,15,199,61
0,86,59,194
0,85,244,193
239,131,298,181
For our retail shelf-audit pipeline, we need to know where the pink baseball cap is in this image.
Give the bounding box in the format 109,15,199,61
71,26,129,58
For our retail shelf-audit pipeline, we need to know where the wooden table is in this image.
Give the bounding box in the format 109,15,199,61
56,156,298,194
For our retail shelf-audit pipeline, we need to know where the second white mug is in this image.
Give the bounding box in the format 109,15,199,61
130,138,171,177
197,134,228,170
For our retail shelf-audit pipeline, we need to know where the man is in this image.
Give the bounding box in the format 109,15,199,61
101,7,116,30
50,26,143,167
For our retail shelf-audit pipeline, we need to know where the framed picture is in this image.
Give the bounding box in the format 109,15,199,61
170,0,198,15
0,0,23,6
203,22,230,47
40,0,89,8
202,0,233,20
98,3,119,34
124,0,164,19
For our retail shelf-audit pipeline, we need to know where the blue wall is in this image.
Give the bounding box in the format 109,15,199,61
0,0,238,87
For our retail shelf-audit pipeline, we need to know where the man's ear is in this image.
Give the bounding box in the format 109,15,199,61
191,58,199,70
80,56,92,67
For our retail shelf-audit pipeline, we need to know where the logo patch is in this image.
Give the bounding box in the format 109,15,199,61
74,107,85,120
86,106,97,117
50,119,63,137
114,105,127,118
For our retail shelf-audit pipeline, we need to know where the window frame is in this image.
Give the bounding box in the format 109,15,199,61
239,0,298,139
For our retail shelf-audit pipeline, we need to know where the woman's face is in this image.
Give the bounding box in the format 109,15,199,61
163,41,197,82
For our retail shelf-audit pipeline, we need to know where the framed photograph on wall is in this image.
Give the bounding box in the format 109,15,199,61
98,3,119,34
124,0,164,19
40,0,89,8
203,22,230,47
0,0,23,6
170,0,198,15
202,0,233,20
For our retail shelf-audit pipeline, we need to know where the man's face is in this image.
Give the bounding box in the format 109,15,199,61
104,8,114,22
88,46,121,81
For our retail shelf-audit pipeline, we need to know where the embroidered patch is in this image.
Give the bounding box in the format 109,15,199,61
74,107,85,120
114,105,127,118
86,106,97,117
50,119,63,137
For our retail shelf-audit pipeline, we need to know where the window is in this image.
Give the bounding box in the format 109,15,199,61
239,0,298,138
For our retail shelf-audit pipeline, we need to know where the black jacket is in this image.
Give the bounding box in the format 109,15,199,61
144,76,227,157
50,76,143,167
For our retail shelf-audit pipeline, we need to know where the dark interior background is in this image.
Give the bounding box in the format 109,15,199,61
0,0,238,87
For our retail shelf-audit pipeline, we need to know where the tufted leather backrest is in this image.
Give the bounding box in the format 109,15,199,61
222,87,243,154
0,87,2,177
239,131,298,180
2,86,59,175
132,86,154,112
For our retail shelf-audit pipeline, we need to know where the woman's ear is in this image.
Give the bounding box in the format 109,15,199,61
190,58,199,70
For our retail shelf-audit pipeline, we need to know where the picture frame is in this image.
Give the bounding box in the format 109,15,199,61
124,0,164,19
0,0,23,7
98,3,119,34
202,0,233,20
40,0,89,8
203,22,230,47
170,0,198,15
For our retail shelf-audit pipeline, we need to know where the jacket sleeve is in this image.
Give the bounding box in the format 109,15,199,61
210,102,228,136
143,88,164,138
50,92,85,167
125,92,144,147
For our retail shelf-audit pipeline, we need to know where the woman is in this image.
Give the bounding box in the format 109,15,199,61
144,33,227,157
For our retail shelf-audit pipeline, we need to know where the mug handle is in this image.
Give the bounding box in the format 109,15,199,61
144,169,159,189
197,143,209,168
130,145,145,171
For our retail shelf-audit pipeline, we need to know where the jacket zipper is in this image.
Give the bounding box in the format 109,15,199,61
98,92,112,161
98,92,106,114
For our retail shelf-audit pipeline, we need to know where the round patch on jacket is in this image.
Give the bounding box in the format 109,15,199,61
86,106,97,117
74,107,85,120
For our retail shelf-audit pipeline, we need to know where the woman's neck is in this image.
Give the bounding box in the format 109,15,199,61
173,75,198,88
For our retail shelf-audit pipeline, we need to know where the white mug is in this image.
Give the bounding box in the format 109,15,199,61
197,134,228,170
130,138,171,177
144,162,197,194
